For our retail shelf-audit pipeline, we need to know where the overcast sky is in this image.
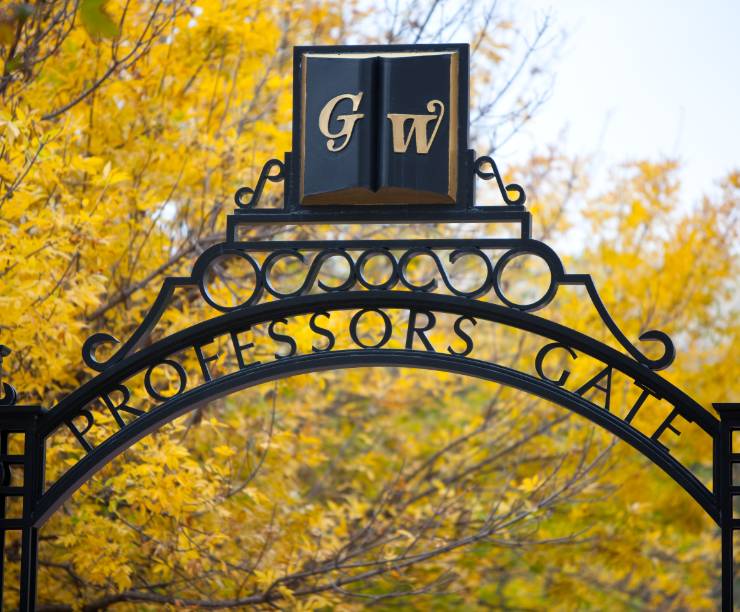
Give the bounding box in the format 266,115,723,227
507,0,740,204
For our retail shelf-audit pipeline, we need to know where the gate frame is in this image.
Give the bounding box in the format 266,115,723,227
0,154,736,611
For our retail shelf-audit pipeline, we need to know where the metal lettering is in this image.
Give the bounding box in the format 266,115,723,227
310,311,336,353
268,319,297,359
448,316,477,357
143,361,188,403
405,310,436,351
102,383,145,427
230,327,259,370
575,366,613,411
349,308,392,349
651,407,682,450
387,99,444,154
194,340,220,382
318,92,365,152
66,410,95,453
624,382,660,424
535,342,578,387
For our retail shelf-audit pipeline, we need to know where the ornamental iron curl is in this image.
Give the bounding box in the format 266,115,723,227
0,345,17,406
234,158,285,208
474,155,527,206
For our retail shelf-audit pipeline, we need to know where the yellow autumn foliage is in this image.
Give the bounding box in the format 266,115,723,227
0,0,737,610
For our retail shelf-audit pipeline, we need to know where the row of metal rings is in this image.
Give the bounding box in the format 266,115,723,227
198,246,558,314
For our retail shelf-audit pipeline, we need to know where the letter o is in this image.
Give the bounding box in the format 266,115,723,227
144,359,188,402
349,308,393,349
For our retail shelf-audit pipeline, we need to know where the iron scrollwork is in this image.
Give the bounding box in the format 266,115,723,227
234,158,286,208
79,235,674,373
474,155,526,206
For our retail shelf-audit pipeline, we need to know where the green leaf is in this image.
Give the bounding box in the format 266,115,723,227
79,0,119,42
5,55,22,73
14,4,35,21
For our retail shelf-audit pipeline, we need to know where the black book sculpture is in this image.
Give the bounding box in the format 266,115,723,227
294,46,468,206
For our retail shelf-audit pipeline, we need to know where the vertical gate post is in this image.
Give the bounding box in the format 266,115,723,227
716,403,740,612
0,405,45,612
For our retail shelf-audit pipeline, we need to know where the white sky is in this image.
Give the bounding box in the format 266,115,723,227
507,0,740,204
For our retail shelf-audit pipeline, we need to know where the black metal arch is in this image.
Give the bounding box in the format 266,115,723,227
0,155,736,611
36,292,719,526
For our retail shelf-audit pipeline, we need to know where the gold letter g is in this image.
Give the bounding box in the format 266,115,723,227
318,92,365,152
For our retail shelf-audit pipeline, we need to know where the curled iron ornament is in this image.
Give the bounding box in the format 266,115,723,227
576,277,676,370
0,344,17,406
263,248,357,300
261,246,499,301
198,249,264,312
397,247,495,298
356,249,399,290
82,333,121,371
474,155,526,206
493,249,558,312
234,159,285,208
0,382,17,406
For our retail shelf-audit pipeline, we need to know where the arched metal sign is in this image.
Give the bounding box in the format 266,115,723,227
0,44,736,611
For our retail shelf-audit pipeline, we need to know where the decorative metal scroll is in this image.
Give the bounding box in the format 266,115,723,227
234,159,285,209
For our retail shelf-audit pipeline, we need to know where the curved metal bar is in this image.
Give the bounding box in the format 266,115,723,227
35,347,718,527
41,292,718,525
0,381,17,406
398,248,441,292
262,249,307,298
313,249,357,292
492,248,558,312
0,344,17,405
448,248,495,298
80,277,193,372
562,274,676,371
356,249,400,290
198,249,264,312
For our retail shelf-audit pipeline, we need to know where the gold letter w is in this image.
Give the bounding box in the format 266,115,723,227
386,100,445,155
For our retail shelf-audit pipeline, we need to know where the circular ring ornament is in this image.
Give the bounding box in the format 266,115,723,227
492,250,557,312
356,249,399,290
198,249,263,312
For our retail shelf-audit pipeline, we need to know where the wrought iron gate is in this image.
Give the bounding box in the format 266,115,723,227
0,42,736,611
